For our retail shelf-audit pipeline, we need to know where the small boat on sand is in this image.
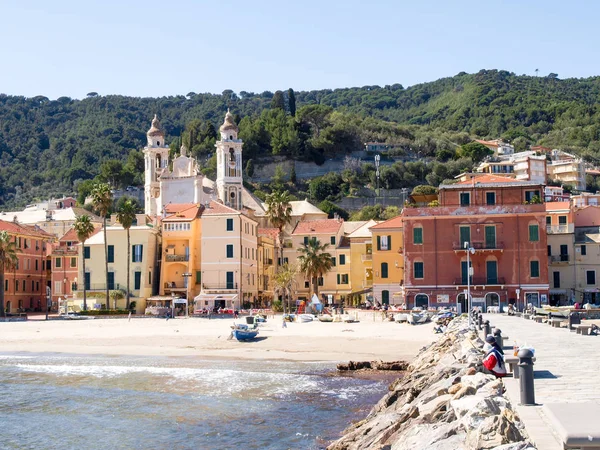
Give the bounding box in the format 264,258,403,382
318,315,333,322
534,306,571,318
297,314,314,323
230,324,259,341
394,313,408,323
407,312,429,325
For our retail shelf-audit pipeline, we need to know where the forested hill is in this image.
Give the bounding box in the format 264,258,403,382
2,69,600,208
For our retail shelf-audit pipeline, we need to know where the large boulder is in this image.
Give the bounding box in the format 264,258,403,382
465,408,524,449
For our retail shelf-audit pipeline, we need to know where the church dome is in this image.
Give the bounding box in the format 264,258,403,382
219,110,238,132
147,114,165,137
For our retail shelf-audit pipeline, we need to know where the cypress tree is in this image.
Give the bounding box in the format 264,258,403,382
271,91,285,110
288,88,296,116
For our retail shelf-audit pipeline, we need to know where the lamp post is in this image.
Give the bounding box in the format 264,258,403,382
516,288,521,313
374,154,381,197
465,241,475,328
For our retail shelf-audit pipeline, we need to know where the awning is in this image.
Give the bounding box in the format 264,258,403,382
194,293,239,303
351,287,373,296
147,296,174,302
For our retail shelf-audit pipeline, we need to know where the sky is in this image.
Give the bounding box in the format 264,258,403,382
1,0,599,99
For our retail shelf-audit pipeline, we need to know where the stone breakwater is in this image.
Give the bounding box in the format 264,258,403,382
328,318,536,450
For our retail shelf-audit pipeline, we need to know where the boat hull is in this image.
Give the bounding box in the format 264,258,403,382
233,329,259,341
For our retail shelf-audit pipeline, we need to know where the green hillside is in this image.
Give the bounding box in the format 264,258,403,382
2,69,600,208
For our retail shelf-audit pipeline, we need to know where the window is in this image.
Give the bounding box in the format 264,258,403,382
226,244,234,258
486,261,498,284
528,224,539,242
414,262,424,279
381,262,388,279
382,290,390,305
331,256,336,266
22,280,25,291
336,274,349,284
484,226,496,249
339,254,346,265
107,272,115,290
196,271,201,284
459,226,471,247
304,237,309,245
461,261,472,284
54,281,62,294
31,280,35,291
55,257,62,268
318,277,324,286
558,216,567,225
486,192,496,205
15,280,18,292
581,245,587,256
70,257,77,268
525,190,541,202
547,245,552,256
42,260,45,271
330,236,336,246
546,216,551,225
560,244,568,262
378,235,391,250
4,280,7,292
132,245,143,262
226,272,235,289
134,272,142,290
107,245,114,263
35,260,38,271
460,192,470,206
84,246,91,259
304,280,310,288
148,271,152,285
553,271,560,289
84,273,91,291
530,260,540,278
587,271,596,285
413,228,423,245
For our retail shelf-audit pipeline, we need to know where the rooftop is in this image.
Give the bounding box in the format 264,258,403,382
292,219,343,235
347,219,379,238
202,201,241,216
0,220,53,239
370,216,402,230
258,227,279,239
443,174,542,189
163,204,203,222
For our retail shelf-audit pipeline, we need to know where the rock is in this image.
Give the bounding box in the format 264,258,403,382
447,383,462,395
390,423,467,450
419,394,453,418
465,409,524,449
466,367,477,375
371,361,409,371
460,372,495,390
451,385,476,400
478,379,504,397
490,442,536,450
437,388,448,396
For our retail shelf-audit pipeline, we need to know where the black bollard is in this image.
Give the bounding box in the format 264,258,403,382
518,348,535,405
493,328,503,349
483,320,491,339
477,314,483,330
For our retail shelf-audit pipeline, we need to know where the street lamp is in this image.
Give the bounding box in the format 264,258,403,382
465,241,475,328
374,154,381,197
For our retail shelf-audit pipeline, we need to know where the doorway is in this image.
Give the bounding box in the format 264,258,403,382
457,293,467,314
415,294,429,310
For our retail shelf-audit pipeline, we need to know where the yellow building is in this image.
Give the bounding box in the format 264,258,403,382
77,214,159,313
194,201,258,311
159,204,203,302
257,228,277,307
369,216,404,306
347,220,378,306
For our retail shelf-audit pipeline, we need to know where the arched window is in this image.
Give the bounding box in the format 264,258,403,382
229,135,233,140
485,293,500,311
156,155,161,169
415,294,429,309
157,141,160,146
381,262,388,279
229,148,235,162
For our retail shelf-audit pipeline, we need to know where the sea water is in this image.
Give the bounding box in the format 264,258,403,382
0,354,396,450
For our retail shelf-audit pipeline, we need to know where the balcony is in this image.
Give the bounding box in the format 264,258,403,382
454,277,505,286
164,282,188,292
165,254,189,262
549,255,570,263
263,258,273,266
202,283,238,293
79,283,123,291
361,254,373,262
546,224,574,234
453,241,504,251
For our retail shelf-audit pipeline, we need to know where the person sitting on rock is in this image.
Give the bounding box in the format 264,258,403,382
482,335,507,378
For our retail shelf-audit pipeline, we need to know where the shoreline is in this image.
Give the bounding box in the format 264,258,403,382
0,314,438,363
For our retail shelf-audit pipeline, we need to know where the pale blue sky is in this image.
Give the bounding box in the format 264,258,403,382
1,0,598,99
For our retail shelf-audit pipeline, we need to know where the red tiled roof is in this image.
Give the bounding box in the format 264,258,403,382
163,204,203,221
0,220,53,239
455,174,522,185
163,203,200,214
475,139,500,148
370,216,402,230
258,227,279,239
202,201,240,216
292,219,343,235
531,145,552,152
59,228,79,242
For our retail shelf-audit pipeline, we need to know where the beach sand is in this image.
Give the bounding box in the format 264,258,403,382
0,312,438,362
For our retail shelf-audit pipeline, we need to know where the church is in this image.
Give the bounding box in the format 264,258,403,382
143,111,265,217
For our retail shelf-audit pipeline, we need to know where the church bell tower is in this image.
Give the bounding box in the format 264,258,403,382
216,110,243,210
143,115,170,216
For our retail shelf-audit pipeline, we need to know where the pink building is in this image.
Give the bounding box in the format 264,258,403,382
49,228,80,310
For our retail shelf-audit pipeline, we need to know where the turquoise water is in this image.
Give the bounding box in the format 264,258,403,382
0,354,396,449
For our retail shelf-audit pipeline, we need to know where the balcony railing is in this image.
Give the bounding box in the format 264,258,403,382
78,283,123,291
546,224,574,234
453,241,504,251
549,255,570,263
361,254,373,262
165,254,189,262
202,283,238,291
454,277,506,286
164,282,188,290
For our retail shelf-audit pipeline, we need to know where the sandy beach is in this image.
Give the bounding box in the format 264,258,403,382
0,312,438,362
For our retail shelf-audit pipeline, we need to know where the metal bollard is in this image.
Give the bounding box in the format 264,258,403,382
477,314,483,330
483,320,491,339
518,348,535,405
493,328,503,349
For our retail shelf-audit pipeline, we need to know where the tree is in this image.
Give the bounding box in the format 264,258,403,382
290,164,297,184
116,199,137,310
245,159,255,177
298,238,332,296
271,90,286,110
318,200,349,220
273,263,297,314
0,231,18,317
288,88,296,116
73,215,95,311
272,164,287,188
457,142,492,163
98,159,126,188
265,190,293,296
411,185,438,195
91,182,113,309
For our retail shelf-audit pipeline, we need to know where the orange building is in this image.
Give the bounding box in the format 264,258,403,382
402,175,549,312
1,220,53,313
49,228,82,311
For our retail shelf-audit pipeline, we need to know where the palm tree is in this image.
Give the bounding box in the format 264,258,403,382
116,199,137,310
91,182,113,309
74,215,95,311
298,238,332,298
273,263,297,314
0,231,18,317
265,190,293,304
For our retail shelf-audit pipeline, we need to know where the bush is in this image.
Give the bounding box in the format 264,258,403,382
78,309,131,316
271,300,283,312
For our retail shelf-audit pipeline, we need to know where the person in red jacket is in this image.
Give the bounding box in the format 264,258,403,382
482,335,507,378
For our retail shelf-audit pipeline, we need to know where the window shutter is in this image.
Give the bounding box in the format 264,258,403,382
131,246,135,262
140,245,143,262
337,274,340,284
377,236,381,250
388,235,392,250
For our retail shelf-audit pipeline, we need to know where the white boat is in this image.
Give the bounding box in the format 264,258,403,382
318,315,333,322
61,312,95,320
394,313,408,323
297,314,314,323
407,312,429,325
